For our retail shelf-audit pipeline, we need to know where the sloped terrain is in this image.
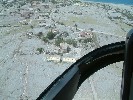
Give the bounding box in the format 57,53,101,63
0,1,132,100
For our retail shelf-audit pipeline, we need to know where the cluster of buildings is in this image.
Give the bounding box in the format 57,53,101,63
78,30,93,39
46,56,77,63
44,43,82,63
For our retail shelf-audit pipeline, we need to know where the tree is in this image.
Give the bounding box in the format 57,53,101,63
90,28,94,31
65,39,77,47
83,38,93,43
42,0,45,2
42,37,48,43
37,32,43,38
67,46,71,53
46,31,56,40
51,0,57,4
55,38,64,46
74,23,78,30
36,48,44,54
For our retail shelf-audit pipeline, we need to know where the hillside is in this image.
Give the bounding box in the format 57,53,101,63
0,0,132,100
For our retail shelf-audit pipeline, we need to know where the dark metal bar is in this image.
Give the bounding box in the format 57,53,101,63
37,41,125,100
121,29,133,100
36,65,80,100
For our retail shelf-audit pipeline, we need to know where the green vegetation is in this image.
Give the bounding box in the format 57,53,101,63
101,4,112,11
51,0,57,4
30,25,34,29
37,32,43,39
36,48,44,54
113,8,133,27
79,38,93,43
115,9,133,21
122,11,133,21
19,2,26,6
113,16,123,20
72,0,81,3
46,31,56,40
65,39,77,47
45,15,50,18
39,31,57,43
55,38,77,47
42,0,46,2
56,21,65,25
55,38,64,46
83,38,93,43
42,37,48,43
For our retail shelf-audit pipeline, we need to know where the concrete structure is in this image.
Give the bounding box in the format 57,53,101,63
62,57,77,63
46,56,61,62
46,55,78,63
79,31,93,38
60,43,70,53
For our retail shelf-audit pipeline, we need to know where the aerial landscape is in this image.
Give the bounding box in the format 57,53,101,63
0,0,133,100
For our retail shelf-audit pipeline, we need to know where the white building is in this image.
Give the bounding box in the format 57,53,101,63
46,56,61,62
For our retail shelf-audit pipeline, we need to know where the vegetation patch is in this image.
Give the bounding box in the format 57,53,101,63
55,38,65,46
36,48,44,54
42,37,49,43
46,31,56,40
37,32,43,39
65,39,77,47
